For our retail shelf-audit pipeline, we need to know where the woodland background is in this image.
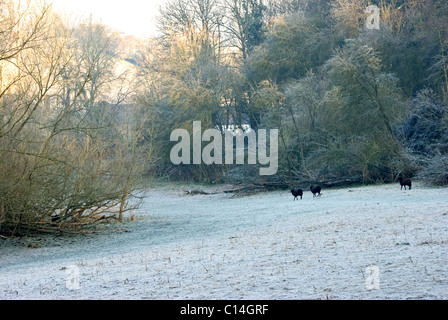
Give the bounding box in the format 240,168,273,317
1,0,447,235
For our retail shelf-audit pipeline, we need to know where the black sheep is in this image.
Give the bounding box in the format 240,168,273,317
398,177,412,190
310,185,321,197
291,189,303,200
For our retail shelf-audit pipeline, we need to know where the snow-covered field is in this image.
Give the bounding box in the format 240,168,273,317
1,182,447,300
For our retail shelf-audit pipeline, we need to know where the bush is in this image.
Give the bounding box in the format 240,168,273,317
399,89,448,185
415,151,448,186
400,89,448,156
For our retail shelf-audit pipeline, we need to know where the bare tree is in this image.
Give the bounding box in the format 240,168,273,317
0,3,148,235
223,0,266,61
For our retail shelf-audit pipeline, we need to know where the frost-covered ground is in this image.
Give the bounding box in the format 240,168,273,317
1,182,447,300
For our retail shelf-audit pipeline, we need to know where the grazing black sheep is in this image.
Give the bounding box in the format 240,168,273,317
398,177,412,190
310,185,321,197
291,189,303,200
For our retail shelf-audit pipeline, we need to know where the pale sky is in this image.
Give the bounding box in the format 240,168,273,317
50,0,167,38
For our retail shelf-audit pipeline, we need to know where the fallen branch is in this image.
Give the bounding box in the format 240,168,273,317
184,189,219,195
223,182,289,195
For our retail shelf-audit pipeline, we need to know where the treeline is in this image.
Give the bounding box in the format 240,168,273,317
136,0,448,186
